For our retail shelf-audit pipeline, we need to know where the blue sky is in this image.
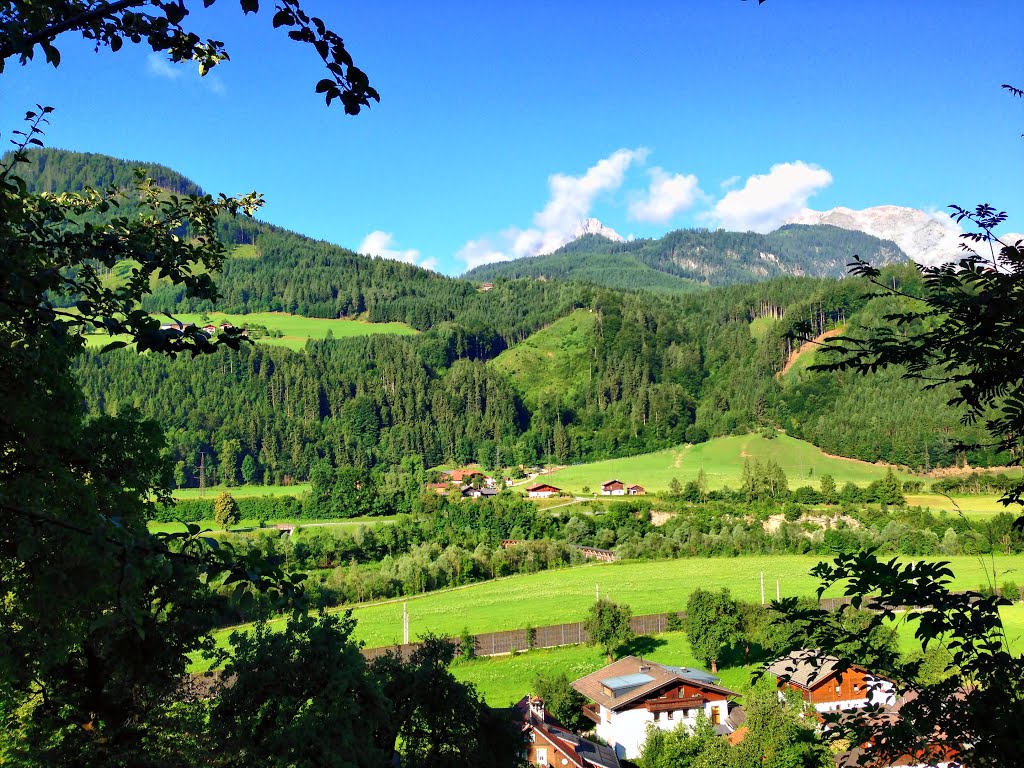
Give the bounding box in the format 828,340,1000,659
1,1,1021,274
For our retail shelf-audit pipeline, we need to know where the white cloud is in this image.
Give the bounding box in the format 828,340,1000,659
359,231,437,271
147,53,183,80
456,148,647,270
720,175,741,190
708,161,833,233
146,53,226,94
628,167,702,223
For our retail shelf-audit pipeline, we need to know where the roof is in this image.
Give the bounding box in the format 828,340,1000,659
526,483,560,492
766,649,873,690
628,484,645,489
513,697,620,768
571,656,738,712
601,479,624,486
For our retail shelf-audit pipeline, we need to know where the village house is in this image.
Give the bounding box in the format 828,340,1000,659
461,485,498,499
767,650,897,713
202,324,217,335
526,483,560,499
447,469,483,485
512,695,620,768
627,484,645,496
571,656,739,760
600,480,626,496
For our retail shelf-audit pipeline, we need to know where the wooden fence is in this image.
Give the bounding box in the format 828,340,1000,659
359,593,972,662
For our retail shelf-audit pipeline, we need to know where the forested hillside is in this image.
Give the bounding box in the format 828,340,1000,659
23,148,999,487
464,225,908,290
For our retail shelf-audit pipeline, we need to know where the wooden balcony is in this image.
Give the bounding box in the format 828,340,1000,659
583,703,602,724
646,696,704,712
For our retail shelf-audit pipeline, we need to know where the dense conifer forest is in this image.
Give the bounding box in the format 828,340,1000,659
20,148,998,487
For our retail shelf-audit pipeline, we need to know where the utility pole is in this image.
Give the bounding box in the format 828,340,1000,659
760,571,765,605
199,452,206,498
403,602,409,645
596,583,600,601
776,579,780,601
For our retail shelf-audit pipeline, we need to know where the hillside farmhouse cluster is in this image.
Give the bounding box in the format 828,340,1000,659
159,320,244,338
599,479,645,496
511,650,936,768
428,469,511,499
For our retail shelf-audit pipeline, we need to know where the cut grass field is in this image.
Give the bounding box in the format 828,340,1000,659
454,603,1024,707
905,493,1021,520
205,554,1024,660
147,515,395,535
540,432,911,496
171,483,311,500
83,311,416,352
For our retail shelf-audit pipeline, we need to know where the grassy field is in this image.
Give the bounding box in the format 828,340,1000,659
83,311,416,351
171,483,311,500
451,631,756,707
205,554,1024,656
490,309,596,409
540,433,910,496
906,493,1020,520
147,515,395,534
455,603,1024,707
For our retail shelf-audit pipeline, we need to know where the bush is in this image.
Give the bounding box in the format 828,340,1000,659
666,611,685,632
459,627,475,659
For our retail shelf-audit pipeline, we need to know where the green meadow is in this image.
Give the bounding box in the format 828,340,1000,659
83,311,416,352
205,554,1024,658
147,515,395,535
905,493,1021,520
540,432,910,496
170,483,311,500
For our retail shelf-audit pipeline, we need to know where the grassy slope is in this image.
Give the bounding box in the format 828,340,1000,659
489,309,596,408
171,483,311,500
541,432,909,495
83,311,415,351
455,604,1024,706
206,554,1024,654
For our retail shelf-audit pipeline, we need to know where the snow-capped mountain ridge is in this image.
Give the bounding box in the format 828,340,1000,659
785,205,967,267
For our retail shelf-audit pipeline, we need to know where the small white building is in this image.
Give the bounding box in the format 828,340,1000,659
572,656,738,760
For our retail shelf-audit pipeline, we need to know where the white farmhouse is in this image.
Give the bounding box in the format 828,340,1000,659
571,656,739,760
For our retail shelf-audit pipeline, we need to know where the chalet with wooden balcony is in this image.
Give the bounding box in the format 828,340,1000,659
767,650,897,714
571,656,739,760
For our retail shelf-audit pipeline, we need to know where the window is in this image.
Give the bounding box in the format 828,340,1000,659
537,748,548,766
835,685,842,694
666,710,674,720
654,711,660,721
711,706,721,725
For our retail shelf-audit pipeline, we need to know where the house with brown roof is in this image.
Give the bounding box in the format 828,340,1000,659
526,483,560,499
766,650,897,714
513,696,620,768
627,484,645,496
571,656,739,760
448,468,483,484
601,480,625,496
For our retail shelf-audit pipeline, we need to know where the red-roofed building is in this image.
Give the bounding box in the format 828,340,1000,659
627,484,645,495
601,480,625,496
571,656,739,759
513,696,620,768
526,483,560,498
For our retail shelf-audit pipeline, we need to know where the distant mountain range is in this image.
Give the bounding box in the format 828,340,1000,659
786,205,964,267
463,223,908,292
